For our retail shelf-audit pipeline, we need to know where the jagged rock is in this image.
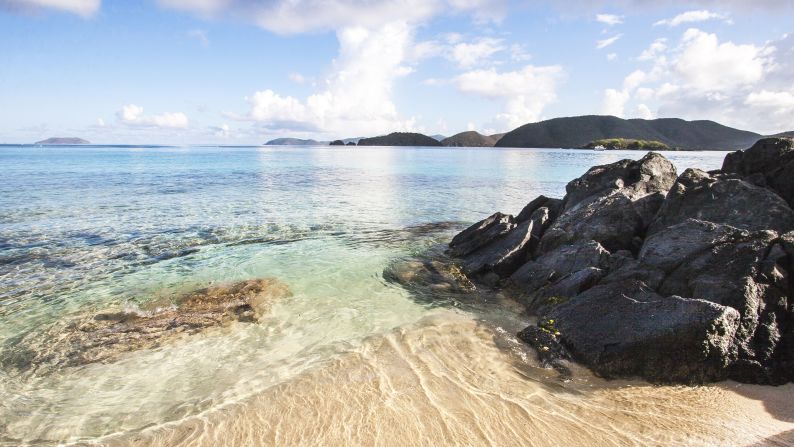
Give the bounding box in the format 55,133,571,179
461,218,535,278
539,152,677,253
523,267,605,316
516,195,562,223
3,279,291,373
448,212,515,257
636,219,789,381
648,169,794,236
444,144,794,384
509,241,610,312
540,189,666,254
722,137,794,207
563,151,677,210
545,280,741,383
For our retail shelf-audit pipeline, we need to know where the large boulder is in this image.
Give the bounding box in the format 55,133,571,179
539,152,677,253
449,205,554,281
636,219,789,382
563,151,677,210
723,137,794,207
509,240,610,312
648,168,794,236
546,280,741,383
448,212,515,257
461,214,537,278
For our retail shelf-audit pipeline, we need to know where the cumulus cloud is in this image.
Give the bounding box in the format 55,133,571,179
601,29,791,133
596,34,623,49
455,64,564,130
674,28,771,91
117,104,189,129
451,37,505,68
0,0,99,17
654,10,729,27
638,38,667,61
158,0,506,34
596,13,623,25
233,22,418,136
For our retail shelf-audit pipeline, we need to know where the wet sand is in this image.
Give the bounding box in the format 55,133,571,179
95,312,794,447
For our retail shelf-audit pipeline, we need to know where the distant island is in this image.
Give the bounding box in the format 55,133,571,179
35,137,90,145
441,131,500,147
496,115,762,150
264,138,321,146
582,138,671,151
268,115,792,151
358,132,442,147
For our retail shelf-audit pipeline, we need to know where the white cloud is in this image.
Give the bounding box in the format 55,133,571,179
635,103,654,119
596,13,623,26
654,10,729,27
455,65,564,130
601,88,631,116
596,34,623,49
157,0,506,34
745,90,794,115
510,44,531,62
451,37,505,68
116,104,189,129
638,38,667,61
187,29,209,47
236,22,418,137
607,52,618,61
674,28,771,91
602,29,792,134
0,0,99,17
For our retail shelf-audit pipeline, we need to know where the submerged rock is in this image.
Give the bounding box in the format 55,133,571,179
444,140,794,384
4,278,291,373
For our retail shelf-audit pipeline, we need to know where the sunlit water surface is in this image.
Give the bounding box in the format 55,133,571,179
1,145,792,446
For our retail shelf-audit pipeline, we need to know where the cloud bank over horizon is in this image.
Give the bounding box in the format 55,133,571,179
1,0,792,143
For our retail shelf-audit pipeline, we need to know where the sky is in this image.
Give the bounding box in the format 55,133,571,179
0,0,792,144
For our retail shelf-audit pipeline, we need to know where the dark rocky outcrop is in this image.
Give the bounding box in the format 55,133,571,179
722,137,794,208
357,132,443,147
443,141,794,384
539,152,677,254
547,280,740,383
647,168,794,235
329,140,345,146
3,279,291,373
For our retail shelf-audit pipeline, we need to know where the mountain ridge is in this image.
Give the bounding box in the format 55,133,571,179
495,115,762,150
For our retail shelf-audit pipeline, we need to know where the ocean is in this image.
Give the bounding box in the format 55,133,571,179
2,145,791,446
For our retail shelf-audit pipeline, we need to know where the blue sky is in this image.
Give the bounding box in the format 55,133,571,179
0,0,792,144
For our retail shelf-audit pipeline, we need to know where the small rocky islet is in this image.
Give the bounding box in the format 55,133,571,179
393,137,794,385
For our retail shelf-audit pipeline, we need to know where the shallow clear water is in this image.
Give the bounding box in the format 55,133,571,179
5,145,788,446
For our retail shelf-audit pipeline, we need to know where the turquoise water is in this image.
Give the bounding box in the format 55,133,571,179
0,145,730,444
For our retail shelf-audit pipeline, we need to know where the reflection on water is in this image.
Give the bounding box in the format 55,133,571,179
2,145,785,446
